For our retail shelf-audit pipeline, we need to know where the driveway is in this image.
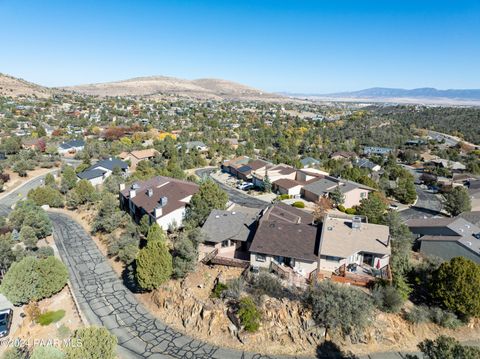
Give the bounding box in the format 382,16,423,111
196,168,270,209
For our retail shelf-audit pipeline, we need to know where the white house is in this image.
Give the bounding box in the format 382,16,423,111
77,157,129,186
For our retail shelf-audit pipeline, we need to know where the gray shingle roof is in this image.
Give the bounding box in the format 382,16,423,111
201,208,259,243
77,168,106,180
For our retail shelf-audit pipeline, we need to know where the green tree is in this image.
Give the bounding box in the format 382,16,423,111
263,175,272,193
135,224,172,290
73,180,97,205
172,230,199,278
0,256,68,305
393,177,417,204
65,327,117,359
305,281,373,338
44,173,56,188
329,186,345,206
407,335,480,359
0,235,16,277
8,200,52,239
138,215,151,237
19,226,37,250
28,186,64,207
92,193,126,233
356,192,387,224
186,179,228,227
60,165,77,193
1,347,28,359
443,186,471,217
431,257,480,319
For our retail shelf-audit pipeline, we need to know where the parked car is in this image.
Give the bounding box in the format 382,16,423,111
237,182,254,191
0,309,13,338
389,204,399,211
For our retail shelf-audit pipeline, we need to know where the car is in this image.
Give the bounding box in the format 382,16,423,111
389,204,399,211
237,182,254,191
0,309,13,338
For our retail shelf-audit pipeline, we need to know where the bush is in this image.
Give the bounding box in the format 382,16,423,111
172,234,198,279
429,307,463,329
238,296,260,332
8,200,52,239
372,285,404,313
0,256,68,305
251,272,284,298
337,204,346,212
278,194,290,200
411,335,480,359
405,305,431,324
65,326,117,359
1,347,28,359
27,186,64,208
223,277,245,300
92,193,126,233
37,309,66,326
211,282,228,298
345,208,357,215
30,346,65,359
292,201,305,208
431,257,480,319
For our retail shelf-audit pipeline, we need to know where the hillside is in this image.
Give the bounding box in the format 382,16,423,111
62,76,284,101
0,73,52,98
290,87,480,105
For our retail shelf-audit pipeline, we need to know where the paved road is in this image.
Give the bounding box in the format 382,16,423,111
398,165,444,222
196,168,270,209
0,170,59,216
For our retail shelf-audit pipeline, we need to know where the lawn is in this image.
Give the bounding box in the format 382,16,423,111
37,310,66,326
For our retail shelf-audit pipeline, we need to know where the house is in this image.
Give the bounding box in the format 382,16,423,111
407,217,480,264
272,178,304,197
354,158,381,172
179,141,209,153
430,158,466,172
249,203,319,279
77,157,129,186
363,146,392,156
302,176,373,208
221,156,251,176
57,139,85,155
119,149,159,170
199,207,260,261
318,214,391,274
248,204,390,282
252,164,296,188
223,138,239,149
235,159,271,182
330,151,357,161
119,176,199,230
300,157,320,169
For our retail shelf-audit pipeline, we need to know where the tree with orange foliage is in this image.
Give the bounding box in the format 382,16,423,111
313,197,333,223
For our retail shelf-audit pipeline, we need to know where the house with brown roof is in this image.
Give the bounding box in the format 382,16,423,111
119,149,158,170
119,176,199,230
248,205,390,282
252,164,296,188
330,151,358,161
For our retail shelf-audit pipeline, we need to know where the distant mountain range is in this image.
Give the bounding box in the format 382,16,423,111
287,87,480,105
0,73,285,102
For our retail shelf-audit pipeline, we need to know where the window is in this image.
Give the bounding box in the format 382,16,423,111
360,192,367,198
255,254,266,262
221,240,230,248
325,256,342,262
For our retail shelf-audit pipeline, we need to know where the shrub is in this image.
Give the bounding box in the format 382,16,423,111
65,326,117,359
251,272,284,298
429,307,463,329
404,305,431,324
238,296,260,332
372,285,404,313
223,277,245,300
278,194,290,200
305,281,373,338
292,201,305,208
2,347,29,359
92,193,126,233
57,323,71,339
172,234,198,279
0,256,68,305
431,257,480,319
27,186,64,208
345,208,357,215
211,282,228,298
411,335,480,359
8,200,52,239
37,309,66,326
337,204,346,212
30,346,65,359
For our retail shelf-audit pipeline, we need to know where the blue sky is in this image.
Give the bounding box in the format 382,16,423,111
0,0,479,92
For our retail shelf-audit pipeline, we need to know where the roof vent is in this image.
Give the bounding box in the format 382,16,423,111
352,216,362,230
232,212,236,215
147,188,153,197
327,226,333,231
215,215,220,219
131,182,140,190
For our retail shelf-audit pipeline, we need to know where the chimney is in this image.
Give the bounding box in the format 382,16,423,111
352,216,362,230
154,205,163,218
159,196,168,207
129,189,136,198
147,188,153,197
119,183,125,191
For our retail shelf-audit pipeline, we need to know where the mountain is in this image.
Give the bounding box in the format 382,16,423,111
62,76,284,101
0,73,53,98
290,87,480,105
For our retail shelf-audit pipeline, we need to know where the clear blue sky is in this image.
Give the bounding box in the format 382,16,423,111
1,0,479,93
